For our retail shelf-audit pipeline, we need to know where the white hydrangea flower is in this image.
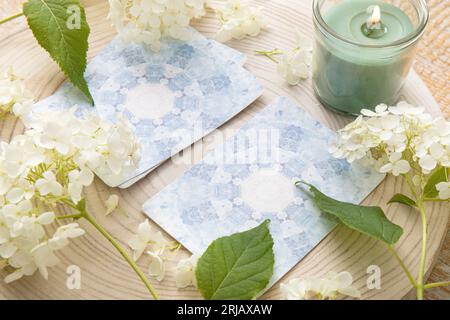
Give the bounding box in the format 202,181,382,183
331,102,450,202
128,219,169,261
48,223,86,250
174,254,198,288
35,171,63,197
0,107,140,283
105,194,120,215
68,169,95,204
277,31,313,85
361,104,389,117
331,102,449,172
277,50,312,85
0,67,34,119
379,152,411,176
280,271,361,300
128,219,153,260
215,0,265,42
108,0,207,51
436,182,450,200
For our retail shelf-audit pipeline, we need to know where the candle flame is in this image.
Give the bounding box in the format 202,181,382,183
366,5,381,29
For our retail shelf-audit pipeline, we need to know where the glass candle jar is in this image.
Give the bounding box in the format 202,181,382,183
312,0,429,116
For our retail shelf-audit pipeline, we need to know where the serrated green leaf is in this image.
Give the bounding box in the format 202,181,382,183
297,182,403,245
195,220,274,300
388,193,416,208
423,167,448,199
23,0,93,104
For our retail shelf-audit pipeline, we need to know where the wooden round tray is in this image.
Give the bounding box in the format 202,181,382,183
0,0,448,299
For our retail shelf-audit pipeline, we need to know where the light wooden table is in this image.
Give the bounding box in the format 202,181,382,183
0,0,448,300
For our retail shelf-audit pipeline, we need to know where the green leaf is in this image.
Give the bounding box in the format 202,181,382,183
423,167,448,199
388,193,416,208
297,182,403,245
195,220,274,300
23,0,93,104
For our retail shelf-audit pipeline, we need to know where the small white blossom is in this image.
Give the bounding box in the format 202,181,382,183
216,0,265,42
277,31,313,85
105,194,120,215
379,152,410,176
0,67,34,119
174,254,198,288
280,271,361,300
128,219,169,261
29,242,61,280
108,0,207,51
35,171,63,197
128,219,153,260
361,104,389,117
68,169,94,204
436,182,450,200
277,50,312,85
48,223,85,250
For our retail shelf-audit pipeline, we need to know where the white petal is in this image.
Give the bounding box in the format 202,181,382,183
419,155,437,171
105,194,119,215
4,269,24,283
137,220,152,241
147,251,165,282
429,142,444,159
379,163,393,173
335,271,353,289
393,160,410,176
6,187,24,204
37,211,55,225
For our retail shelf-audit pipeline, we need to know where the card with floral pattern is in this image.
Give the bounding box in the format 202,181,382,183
143,97,384,285
32,30,262,187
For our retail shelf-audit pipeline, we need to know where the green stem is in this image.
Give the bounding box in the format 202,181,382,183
416,199,428,300
254,49,283,63
424,281,450,289
57,213,83,220
387,245,416,287
404,174,419,200
423,197,449,202
403,173,429,300
0,13,24,25
80,209,159,300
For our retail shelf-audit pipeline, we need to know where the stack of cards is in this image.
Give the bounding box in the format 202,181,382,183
143,97,384,285
33,29,263,187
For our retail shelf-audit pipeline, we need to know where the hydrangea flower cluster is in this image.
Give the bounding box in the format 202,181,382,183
0,67,34,119
215,0,265,42
330,102,450,199
107,0,207,51
277,32,313,85
0,107,141,283
280,271,361,300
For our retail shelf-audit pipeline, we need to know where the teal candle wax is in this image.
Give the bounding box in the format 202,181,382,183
312,0,422,115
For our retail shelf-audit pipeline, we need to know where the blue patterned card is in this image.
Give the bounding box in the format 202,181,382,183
33,30,261,187
143,97,384,285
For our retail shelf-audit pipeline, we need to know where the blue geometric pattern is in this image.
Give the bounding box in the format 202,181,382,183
143,97,385,285
32,30,261,187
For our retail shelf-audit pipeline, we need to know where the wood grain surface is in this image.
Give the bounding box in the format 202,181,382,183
0,0,448,300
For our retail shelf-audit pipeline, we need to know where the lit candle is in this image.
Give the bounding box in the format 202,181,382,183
312,0,428,115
